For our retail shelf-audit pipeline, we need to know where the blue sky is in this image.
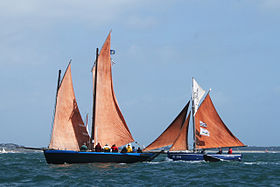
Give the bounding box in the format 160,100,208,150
0,0,279,147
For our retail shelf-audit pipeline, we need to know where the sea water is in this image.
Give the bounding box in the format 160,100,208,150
0,151,279,186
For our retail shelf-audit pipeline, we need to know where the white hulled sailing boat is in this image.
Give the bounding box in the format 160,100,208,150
144,78,245,161
44,32,159,164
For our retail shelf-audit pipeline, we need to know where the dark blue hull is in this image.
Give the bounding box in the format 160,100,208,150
167,152,242,161
44,150,157,164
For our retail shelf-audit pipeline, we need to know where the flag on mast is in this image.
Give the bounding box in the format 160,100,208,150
192,78,206,114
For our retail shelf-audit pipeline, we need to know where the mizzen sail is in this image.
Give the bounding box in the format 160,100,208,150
195,93,244,149
49,63,90,151
170,112,191,151
144,101,190,151
93,32,134,147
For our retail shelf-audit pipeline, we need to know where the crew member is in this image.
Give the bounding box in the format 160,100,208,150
103,144,111,152
217,147,223,154
121,146,127,153
127,144,133,153
228,147,232,154
137,147,142,153
80,143,88,151
111,144,118,152
95,143,102,152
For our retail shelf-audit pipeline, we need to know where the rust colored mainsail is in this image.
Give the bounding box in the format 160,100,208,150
195,93,244,149
49,63,90,151
92,32,134,147
170,112,191,151
144,101,190,151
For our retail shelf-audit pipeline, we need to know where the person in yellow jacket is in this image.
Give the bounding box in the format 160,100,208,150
127,144,133,153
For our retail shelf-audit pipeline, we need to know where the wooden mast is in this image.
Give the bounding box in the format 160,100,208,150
192,77,196,152
91,48,99,148
53,69,61,126
56,70,61,97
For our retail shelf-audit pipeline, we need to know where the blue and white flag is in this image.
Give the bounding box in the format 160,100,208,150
200,127,210,136
200,121,207,128
110,49,115,55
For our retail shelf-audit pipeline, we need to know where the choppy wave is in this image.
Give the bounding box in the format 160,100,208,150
243,161,280,165
0,153,280,186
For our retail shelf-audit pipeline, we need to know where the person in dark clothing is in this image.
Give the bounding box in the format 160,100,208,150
136,147,142,153
95,143,102,152
111,144,118,152
217,147,223,154
120,146,127,153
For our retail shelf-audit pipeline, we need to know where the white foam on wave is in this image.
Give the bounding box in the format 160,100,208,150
119,163,127,165
243,162,254,165
164,157,204,164
0,148,42,154
243,161,280,166
0,148,7,153
147,161,161,165
145,157,175,165
180,160,204,164
0,148,17,154
165,157,173,162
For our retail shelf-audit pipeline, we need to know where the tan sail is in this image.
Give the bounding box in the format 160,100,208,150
49,63,90,151
144,101,190,151
170,112,191,151
93,32,134,147
195,93,245,149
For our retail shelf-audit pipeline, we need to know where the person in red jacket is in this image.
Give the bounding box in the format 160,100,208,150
111,144,118,152
228,147,233,154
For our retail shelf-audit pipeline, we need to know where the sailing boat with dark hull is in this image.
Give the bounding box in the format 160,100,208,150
44,32,157,164
144,78,245,162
